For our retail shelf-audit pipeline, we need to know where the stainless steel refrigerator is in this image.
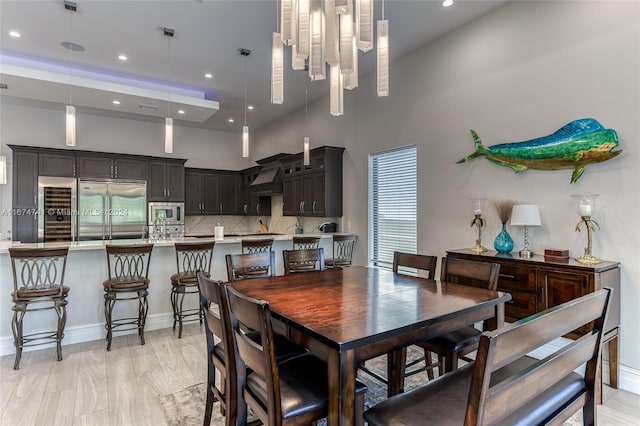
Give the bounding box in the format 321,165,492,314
78,180,147,240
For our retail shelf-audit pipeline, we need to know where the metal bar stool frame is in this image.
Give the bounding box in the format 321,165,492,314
326,234,357,269
292,236,321,250
171,241,215,338
103,244,154,351
9,246,70,370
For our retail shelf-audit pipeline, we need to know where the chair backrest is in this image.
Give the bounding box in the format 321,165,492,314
440,256,500,291
393,251,438,279
174,241,215,280
466,288,611,425
283,248,325,275
331,234,357,267
226,284,281,425
197,273,240,424
292,236,321,250
226,251,276,282
242,238,274,254
105,244,154,284
9,247,70,294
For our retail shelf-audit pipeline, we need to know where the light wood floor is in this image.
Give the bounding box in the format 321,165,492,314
1,324,638,426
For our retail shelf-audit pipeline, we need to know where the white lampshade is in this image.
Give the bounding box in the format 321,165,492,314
66,105,76,147
339,4,354,74
376,20,389,97
242,125,249,158
164,117,173,154
329,63,343,116
510,204,541,226
271,32,284,104
303,137,310,166
308,7,325,81
356,0,373,52
0,155,6,185
296,0,310,59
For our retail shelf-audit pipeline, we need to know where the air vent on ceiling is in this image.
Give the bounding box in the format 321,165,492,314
139,104,160,111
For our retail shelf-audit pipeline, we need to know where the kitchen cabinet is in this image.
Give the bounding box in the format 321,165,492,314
148,160,185,202
239,167,271,216
78,154,147,180
446,249,621,388
281,146,344,217
185,168,239,215
9,147,39,242
39,152,77,177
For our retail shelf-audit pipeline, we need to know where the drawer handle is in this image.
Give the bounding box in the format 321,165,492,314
499,274,515,279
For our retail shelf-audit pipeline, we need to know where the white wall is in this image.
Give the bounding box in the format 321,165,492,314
255,0,640,388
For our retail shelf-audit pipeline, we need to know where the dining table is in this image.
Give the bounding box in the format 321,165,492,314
231,266,511,426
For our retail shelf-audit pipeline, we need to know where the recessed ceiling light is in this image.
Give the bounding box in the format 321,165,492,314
112,100,121,105
204,73,213,79
118,54,128,61
60,41,85,52
247,105,254,110
228,118,235,123
178,110,185,114
442,0,453,7
9,31,21,38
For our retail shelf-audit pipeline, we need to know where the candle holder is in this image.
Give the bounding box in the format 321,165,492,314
573,194,601,265
470,199,487,253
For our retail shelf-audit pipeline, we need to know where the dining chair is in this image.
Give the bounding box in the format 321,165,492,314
292,235,321,250
197,274,306,426
226,284,368,426
171,241,214,338
282,248,325,274
103,244,154,351
325,234,357,269
226,251,276,282
415,256,500,374
364,288,612,426
9,246,70,370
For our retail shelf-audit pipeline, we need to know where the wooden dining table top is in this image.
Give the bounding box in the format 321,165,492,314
231,265,511,352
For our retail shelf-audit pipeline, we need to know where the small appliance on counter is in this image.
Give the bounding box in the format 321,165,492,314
319,222,338,233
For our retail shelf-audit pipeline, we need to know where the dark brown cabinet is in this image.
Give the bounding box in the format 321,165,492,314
148,160,185,202
39,152,76,177
10,148,39,242
78,154,147,180
185,168,239,215
239,167,271,216
281,146,344,217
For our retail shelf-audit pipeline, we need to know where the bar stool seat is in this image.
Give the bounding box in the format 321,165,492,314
13,286,70,299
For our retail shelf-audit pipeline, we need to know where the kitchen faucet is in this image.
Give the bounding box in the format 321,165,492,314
154,217,167,240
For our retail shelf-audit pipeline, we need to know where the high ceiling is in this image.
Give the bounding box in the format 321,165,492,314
0,0,508,133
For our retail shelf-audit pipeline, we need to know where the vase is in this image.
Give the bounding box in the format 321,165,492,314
494,223,514,254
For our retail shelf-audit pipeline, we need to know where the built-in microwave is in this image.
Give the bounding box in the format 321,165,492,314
148,202,184,225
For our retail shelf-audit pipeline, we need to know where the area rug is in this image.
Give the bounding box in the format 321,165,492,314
160,349,582,425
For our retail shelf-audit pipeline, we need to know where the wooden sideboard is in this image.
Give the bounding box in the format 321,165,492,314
446,249,620,390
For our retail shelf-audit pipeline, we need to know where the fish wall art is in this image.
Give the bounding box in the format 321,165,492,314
457,118,621,183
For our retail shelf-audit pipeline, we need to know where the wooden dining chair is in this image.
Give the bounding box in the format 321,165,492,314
197,274,307,426
226,251,276,282
325,234,357,269
225,284,368,426
364,288,612,426
416,256,500,374
292,235,321,250
283,248,325,275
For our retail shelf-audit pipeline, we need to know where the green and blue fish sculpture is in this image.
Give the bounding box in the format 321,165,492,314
457,118,621,183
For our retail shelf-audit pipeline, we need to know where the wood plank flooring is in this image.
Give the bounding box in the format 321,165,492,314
1,324,638,426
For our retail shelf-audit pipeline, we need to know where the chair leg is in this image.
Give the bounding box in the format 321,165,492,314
177,290,185,339
355,392,365,426
138,290,148,346
438,355,445,376
444,351,458,374
171,286,178,331
104,292,116,351
11,305,25,370
55,298,67,361
204,383,215,426
422,349,435,380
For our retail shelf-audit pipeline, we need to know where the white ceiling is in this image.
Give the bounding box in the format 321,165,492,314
0,0,508,133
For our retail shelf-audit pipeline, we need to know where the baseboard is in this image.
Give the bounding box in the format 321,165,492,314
0,312,174,357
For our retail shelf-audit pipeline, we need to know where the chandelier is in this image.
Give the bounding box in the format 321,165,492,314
271,0,389,116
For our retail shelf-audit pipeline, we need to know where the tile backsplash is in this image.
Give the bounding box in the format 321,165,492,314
185,194,341,235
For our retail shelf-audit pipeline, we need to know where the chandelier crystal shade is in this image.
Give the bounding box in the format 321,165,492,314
330,63,344,116
271,32,284,104
377,19,389,97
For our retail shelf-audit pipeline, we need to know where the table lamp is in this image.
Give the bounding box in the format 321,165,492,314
510,204,541,258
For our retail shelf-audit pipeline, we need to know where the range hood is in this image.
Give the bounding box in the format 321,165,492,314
249,153,290,196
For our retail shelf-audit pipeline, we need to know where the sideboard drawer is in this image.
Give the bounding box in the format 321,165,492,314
498,265,537,291
501,288,538,322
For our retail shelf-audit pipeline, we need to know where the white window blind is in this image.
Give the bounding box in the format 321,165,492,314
369,145,417,267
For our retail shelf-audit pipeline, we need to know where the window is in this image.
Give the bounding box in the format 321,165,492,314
369,145,417,267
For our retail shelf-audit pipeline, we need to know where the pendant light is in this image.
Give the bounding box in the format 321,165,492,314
164,27,175,154
0,155,6,185
303,88,310,166
377,0,389,97
240,49,251,158
64,1,77,147
271,0,284,104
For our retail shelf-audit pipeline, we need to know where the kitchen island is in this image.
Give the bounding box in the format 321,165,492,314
0,233,342,356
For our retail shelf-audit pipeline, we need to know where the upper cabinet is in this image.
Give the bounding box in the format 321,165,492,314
185,168,240,215
239,167,271,216
39,152,77,177
9,147,39,243
281,146,344,217
77,154,147,180
148,160,185,202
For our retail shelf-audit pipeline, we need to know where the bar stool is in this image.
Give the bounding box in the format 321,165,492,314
103,244,154,351
325,234,357,269
241,238,274,254
9,247,70,370
292,235,320,250
171,241,215,338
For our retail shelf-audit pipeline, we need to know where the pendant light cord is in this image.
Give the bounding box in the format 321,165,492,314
382,0,385,20
67,10,73,106
244,55,247,126
276,0,280,33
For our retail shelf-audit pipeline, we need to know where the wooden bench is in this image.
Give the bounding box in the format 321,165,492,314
364,288,611,426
